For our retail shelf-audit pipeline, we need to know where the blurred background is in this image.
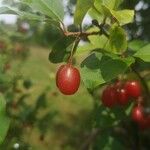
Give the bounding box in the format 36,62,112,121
0,0,150,150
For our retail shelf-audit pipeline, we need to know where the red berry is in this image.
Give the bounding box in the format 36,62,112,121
117,88,129,105
131,106,144,123
138,116,150,130
124,81,141,98
101,85,117,107
56,64,80,95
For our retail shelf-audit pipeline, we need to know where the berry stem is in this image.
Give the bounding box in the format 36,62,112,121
68,37,80,64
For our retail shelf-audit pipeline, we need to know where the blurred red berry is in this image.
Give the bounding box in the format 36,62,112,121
101,85,117,107
117,88,129,105
125,81,141,98
131,105,144,123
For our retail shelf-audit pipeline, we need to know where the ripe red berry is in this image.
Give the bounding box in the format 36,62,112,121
117,88,129,105
101,85,117,107
131,105,144,123
56,64,80,95
138,116,150,130
124,81,141,98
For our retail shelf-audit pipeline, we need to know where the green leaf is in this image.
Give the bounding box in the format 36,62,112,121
94,1,134,25
94,0,123,15
80,52,134,89
0,95,10,145
93,0,103,14
49,35,75,63
128,40,148,51
134,44,150,62
93,130,125,150
23,0,64,21
89,35,111,51
94,104,116,128
109,25,127,53
0,6,45,21
133,59,150,72
113,0,123,9
76,43,97,54
122,56,135,66
111,9,134,25
103,0,123,10
88,7,104,22
74,0,94,25
76,27,110,54
125,103,134,116
94,0,123,11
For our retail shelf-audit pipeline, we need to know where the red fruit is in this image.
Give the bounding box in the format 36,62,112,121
138,116,150,130
56,64,80,95
117,88,129,105
124,81,141,98
101,85,117,107
131,106,144,123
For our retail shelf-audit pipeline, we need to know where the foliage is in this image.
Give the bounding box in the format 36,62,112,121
0,0,150,149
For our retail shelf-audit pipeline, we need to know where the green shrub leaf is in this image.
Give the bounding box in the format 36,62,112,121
109,25,127,53
23,0,64,21
80,52,134,89
49,35,75,63
111,9,134,25
74,0,94,25
128,40,148,51
0,6,45,21
134,44,150,62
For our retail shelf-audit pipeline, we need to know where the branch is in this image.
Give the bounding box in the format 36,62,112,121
59,19,109,39
79,128,101,150
64,31,101,38
92,19,109,38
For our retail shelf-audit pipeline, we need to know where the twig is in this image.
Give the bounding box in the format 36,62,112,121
59,19,109,39
92,19,109,38
79,128,101,150
64,31,101,38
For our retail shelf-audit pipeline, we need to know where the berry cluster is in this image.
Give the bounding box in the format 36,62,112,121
55,64,150,129
101,80,150,129
102,80,141,107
